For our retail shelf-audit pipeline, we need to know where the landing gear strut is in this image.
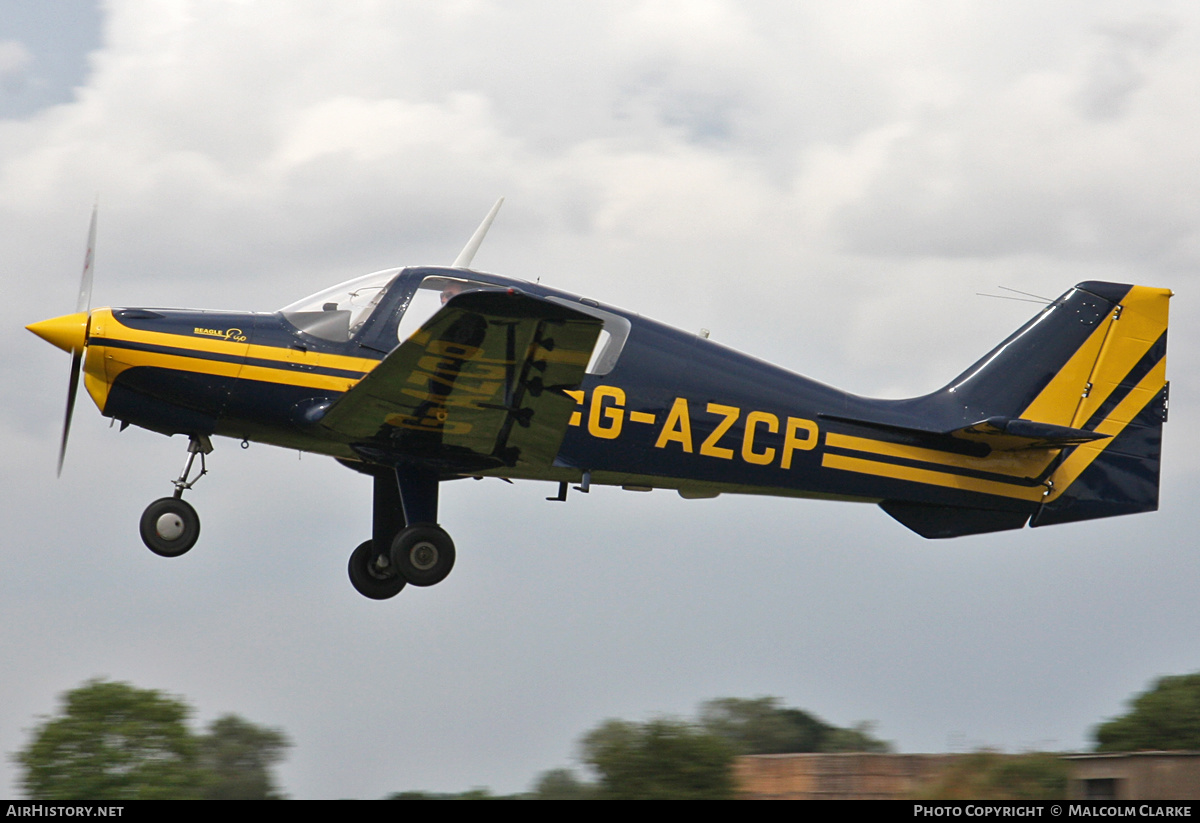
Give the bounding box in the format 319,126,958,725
346,465,456,600
140,435,209,557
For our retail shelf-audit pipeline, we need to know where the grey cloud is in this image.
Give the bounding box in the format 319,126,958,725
1073,15,1179,121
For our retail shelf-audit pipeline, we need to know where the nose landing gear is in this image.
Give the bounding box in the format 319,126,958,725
140,497,200,557
139,435,210,557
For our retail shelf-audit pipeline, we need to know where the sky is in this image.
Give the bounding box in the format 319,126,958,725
3,0,1200,799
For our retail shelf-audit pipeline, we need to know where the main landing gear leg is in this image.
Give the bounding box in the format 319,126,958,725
389,465,455,588
347,471,408,600
347,465,456,599
139,435,210,558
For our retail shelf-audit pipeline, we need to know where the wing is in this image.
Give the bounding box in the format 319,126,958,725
318,289,603,473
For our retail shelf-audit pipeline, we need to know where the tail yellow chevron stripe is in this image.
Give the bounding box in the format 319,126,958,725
1044,356,1167,502
1068,285,1170,430
1018,285,1170,428
1018,310,1116,427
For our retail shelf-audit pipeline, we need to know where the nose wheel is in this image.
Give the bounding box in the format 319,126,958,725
140,435,210,558
140,497,200,557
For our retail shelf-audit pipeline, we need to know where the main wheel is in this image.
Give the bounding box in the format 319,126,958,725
390,525,456,587
348,540,407,600
140,497,200,557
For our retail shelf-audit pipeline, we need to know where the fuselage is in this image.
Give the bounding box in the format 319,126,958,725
69,265,1059,517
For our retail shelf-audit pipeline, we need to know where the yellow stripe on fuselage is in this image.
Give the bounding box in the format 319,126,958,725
92,311,379,373
821,432,1050,501
241,341,379,374
86,309,379,409
820,453,1047,501
824,432,1057,478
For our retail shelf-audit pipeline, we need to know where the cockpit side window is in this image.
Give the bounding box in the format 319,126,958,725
394,275,496,344
546,297,631,375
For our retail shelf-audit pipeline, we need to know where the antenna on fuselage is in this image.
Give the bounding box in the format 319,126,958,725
452,197,504,269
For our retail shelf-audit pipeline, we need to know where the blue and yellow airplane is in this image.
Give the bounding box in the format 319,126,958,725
28,202,1172,599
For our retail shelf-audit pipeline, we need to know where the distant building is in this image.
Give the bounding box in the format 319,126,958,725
1065,752,1200,800
735,751,1200,800
734,753,955,800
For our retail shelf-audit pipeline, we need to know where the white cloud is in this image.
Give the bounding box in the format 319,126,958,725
0,39,33,80
821,13,1200,268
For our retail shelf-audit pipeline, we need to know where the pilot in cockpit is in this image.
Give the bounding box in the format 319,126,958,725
440,280,467,304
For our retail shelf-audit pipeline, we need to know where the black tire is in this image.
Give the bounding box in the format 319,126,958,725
140,497,200,557
348,540,406,600
390,525,455,587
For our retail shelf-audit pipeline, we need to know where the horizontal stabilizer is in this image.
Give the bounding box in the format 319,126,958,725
819,413,1108,454
948,417,1111,451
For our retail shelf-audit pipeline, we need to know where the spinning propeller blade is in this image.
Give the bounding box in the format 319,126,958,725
59,348,83,476
76,202,96,314
29,205,98,475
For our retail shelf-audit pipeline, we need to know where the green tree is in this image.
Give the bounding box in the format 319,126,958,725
823,721,892,753
15,679,204,800
198,714,291,799
15,680,292,800
581,718,735,799
386,788,516,799
531,768,594,799
699,696,891,754
1094,672,1200,752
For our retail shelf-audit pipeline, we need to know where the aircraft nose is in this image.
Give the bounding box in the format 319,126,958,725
26,312,89,353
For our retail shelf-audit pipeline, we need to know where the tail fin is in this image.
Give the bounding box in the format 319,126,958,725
933,283,1158,421
1031,284,1171,526
878,281,1170,536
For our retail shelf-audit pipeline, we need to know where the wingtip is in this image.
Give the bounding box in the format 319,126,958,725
451,197,506,269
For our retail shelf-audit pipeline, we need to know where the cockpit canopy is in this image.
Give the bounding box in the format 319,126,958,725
279,268,496,344
279,267,629,375
279,268,401,341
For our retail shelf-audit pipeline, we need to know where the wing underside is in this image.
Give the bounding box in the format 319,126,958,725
318,290,603,473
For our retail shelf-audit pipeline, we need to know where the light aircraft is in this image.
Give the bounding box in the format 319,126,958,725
28,201,1172,600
